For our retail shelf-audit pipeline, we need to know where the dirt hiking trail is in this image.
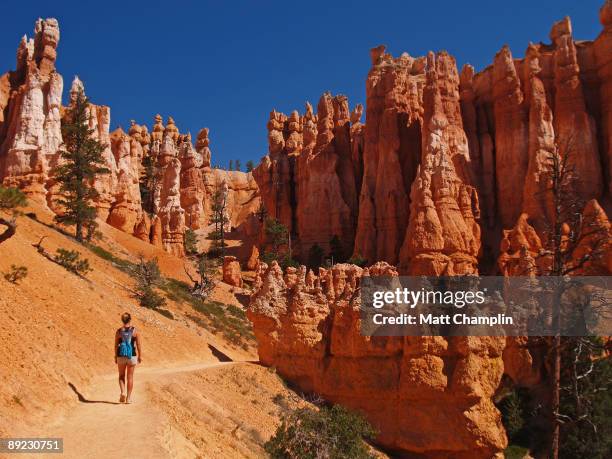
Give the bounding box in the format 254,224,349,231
24,361,237,459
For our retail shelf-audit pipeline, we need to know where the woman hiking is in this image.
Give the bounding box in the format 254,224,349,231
114,312,142,403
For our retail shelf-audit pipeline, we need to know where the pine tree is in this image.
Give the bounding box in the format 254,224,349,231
235,159,241,171
265,218,288,258
139,153,157,215
559,337,612,459
246,160,255,172
307,243,324,269
228,160,234,171
54,89,109,242
183,255,216,299
329,234,345,264
184,228,199,255
209,187,228,257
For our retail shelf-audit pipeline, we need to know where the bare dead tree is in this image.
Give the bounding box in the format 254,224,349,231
184,256,215,299
534,134,610,459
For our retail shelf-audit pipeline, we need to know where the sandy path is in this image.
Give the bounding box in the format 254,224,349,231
27,361,236,459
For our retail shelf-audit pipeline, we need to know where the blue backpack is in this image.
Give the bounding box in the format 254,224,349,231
118,327,135,358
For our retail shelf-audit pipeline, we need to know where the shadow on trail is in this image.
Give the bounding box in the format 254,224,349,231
207,344,233,362
68,382,121,405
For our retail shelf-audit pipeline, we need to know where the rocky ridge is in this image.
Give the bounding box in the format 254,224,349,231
253,3,612,272
247,261,510,458
0,20,260,257
253,93,363,260
247,3,612,457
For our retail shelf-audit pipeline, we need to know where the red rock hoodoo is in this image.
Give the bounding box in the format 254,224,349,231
2,6,612,458
252,3,612,270
0,19,260,257
247,3,612,458
248,262,508,458
253,93,363,260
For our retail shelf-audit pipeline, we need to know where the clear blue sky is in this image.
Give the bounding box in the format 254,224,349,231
1,0,604,168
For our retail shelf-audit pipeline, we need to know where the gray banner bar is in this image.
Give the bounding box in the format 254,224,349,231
0,438,63,454
360,276,612,336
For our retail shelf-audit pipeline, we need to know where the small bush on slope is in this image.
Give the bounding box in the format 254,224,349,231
87,245,174,318
86,245,253,343
265,404,376,459
137,284,167,309
54,248,92,276
131,256,167,309
3,265,28,284
0,186,27,209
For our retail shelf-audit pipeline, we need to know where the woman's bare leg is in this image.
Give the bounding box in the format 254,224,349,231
126,364,135,402
118,362,127,401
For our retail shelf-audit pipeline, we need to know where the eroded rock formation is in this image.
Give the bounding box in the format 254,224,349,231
596,1,612,195
222,255,243,287
252,4,612,273
106,126,142,233
398,52,480,275
253,92,363,260
353,47,426,266
179,133,205,229
0,18,260,258
248,5,612,458
246,245,259,271
0,19,62,203
248,261,508,458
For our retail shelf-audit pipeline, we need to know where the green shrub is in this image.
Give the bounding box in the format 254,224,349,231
496,386,536,451
138,285,167,309
87,244,116,262
206,230,221,241
499,390,525,440
260,251,276,265
85,220,103,242
4,265,28,284
280,255,300,270
184,228,199,255
328,235,345,264
132,256,163,287
347,254,368,268
307,244,324,269
131,256,166,309
0,186,27,210
504,445,530,459
559,338,612,459
54,248,92,276
160,278,195,303
265,405,376,459
260,251,299,270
